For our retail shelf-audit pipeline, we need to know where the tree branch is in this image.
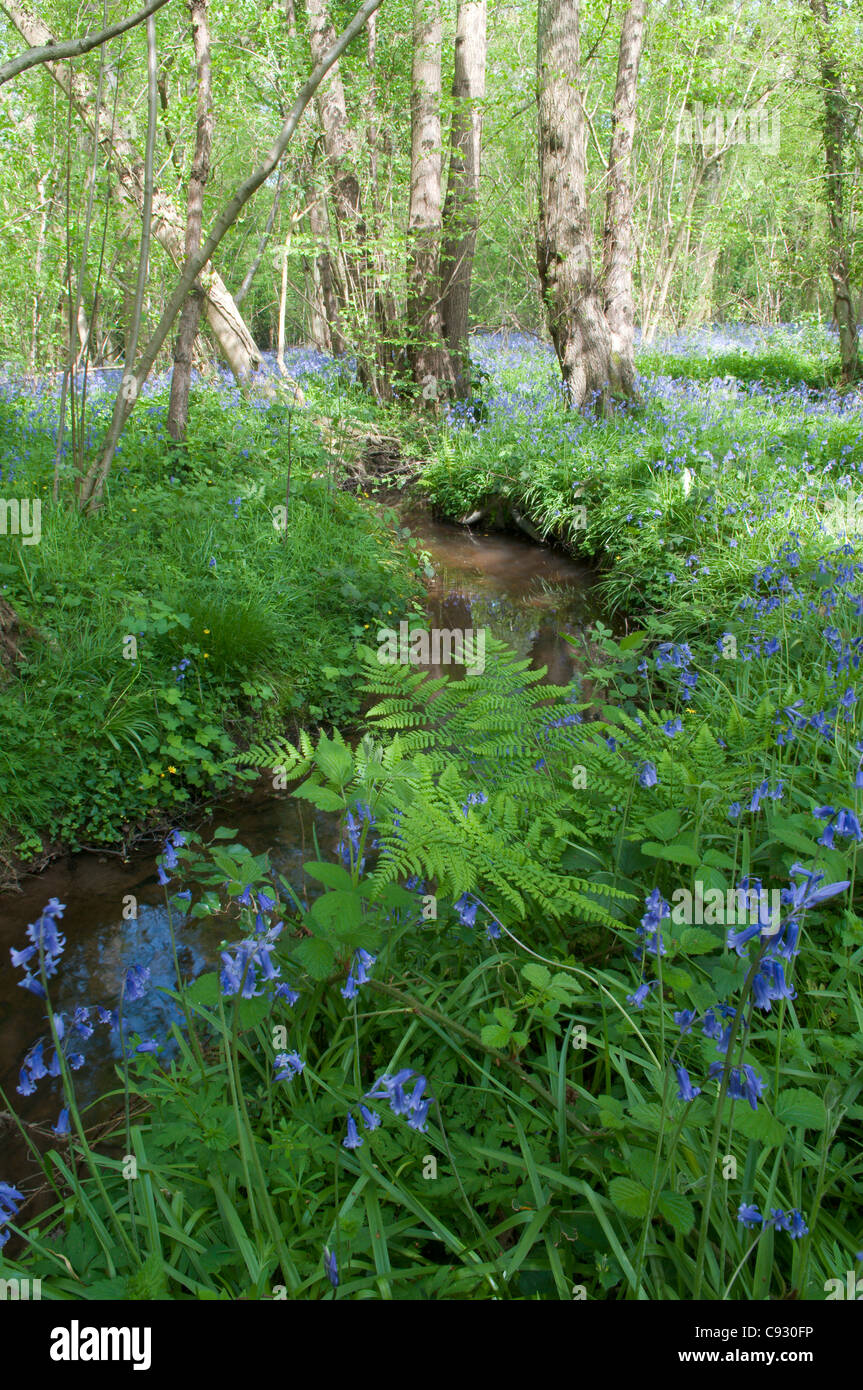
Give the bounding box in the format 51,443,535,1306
0,0,174,87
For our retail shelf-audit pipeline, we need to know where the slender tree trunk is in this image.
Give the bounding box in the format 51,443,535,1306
601,0,644,396
407,0,453,397
440,0,486,396
167,0,213,442
537,0,619,409
2,0,261,380
76,0,384,512
809,0,860,384
305,0,378,392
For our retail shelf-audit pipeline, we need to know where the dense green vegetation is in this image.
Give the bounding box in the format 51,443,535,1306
0,379,423,868
3,330,862,1302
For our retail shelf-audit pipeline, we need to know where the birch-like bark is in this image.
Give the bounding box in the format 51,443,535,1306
76,0,384,511
440,0,486,396
809,0,860,384
167,0,213,441
407,0,452,397
536,0,620,409
601,0,644,397
1,0,261,380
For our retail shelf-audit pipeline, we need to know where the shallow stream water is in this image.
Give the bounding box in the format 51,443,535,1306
0,512,600,1138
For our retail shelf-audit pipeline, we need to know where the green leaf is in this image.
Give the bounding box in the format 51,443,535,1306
776,1088,827,1130
657,1191,694,1234
679,927,721,955
481,1023,512,1048
313,734,354,787
293,782,345,812
608,1177,651,1219
642,809,682,843
294,937,336,980
303,861,355,891
641,838,701,867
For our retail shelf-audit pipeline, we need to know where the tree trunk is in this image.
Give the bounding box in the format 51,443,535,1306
601,0,644,397
809,0,860,385
2,0,261,381
537,0,619,409
407,0,452,398
440,0,486,397
305,0,380,394
167,0,213,442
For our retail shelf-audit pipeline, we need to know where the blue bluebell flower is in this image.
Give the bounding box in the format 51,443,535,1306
343,1113,363,1149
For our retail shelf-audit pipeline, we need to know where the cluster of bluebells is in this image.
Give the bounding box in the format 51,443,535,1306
0,1181,23,1249
343,1067,432,1150
728,779,784,820
341,948,376,1000
11,897,158,1133
171,657,192,684
155,829,187,887
628,863,849,1123
737,1204,808,1238
11,897,66,996
461,790,488,816
336,802,376,875
220,920,284,998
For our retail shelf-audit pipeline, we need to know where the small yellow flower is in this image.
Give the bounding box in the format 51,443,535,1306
203,653,209,659
168,765,177,774
203,628,210,634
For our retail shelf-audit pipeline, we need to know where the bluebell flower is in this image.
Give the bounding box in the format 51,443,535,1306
662,718,683,737
53,1108,70,1137
673,1009,697,1033
637,761,658,788
788,1209,809,1238
0,1181,23,1248
274,1051,304,1081
343,1113,363,1149
359,1105,381,1130
453,893,479,928
675,1066,701,1102
626,980,657,1008
275,982,299,1006
124,964,151,1003
738,1203,762,1229
768,1208,791,1232
135,1040,159,1054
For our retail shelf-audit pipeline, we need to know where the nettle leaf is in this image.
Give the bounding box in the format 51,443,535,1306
307,888,364,934
294,937,337,980
776,1088,827,1130
481,1023,512,1049
609,1177,651,1219
729,1103,786,1147
522,963,551,989
657,1191,694,1234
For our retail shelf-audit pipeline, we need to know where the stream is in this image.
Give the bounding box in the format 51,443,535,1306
0,511,601,1141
